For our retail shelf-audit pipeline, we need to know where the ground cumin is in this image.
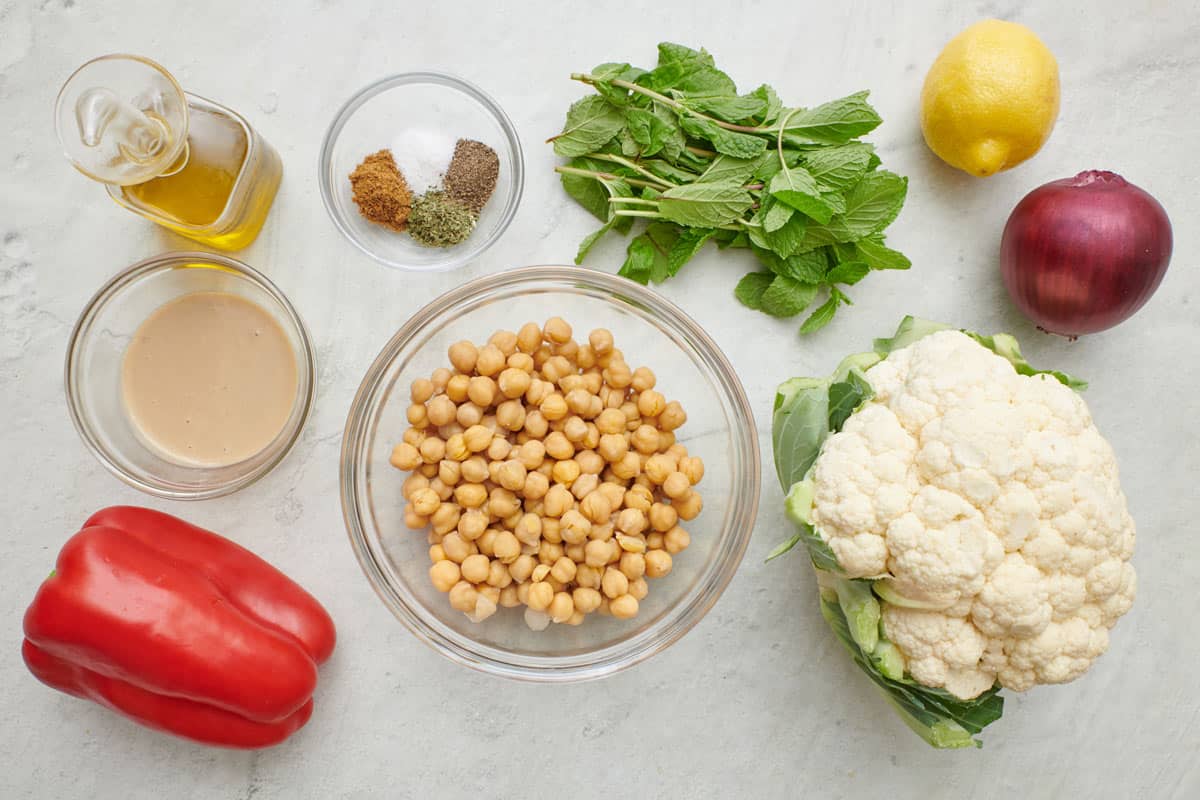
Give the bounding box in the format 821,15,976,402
349,150,412,231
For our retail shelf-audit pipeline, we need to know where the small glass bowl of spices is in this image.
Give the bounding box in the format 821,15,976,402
320,72,523,271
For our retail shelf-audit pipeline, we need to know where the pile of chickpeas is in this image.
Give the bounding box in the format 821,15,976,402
389,318,704,628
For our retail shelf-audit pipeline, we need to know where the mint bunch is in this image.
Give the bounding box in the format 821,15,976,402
550,43,911,333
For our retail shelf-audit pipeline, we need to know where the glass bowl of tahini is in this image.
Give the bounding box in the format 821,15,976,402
341,266,760,681
65,252,315,499
319,72,524,271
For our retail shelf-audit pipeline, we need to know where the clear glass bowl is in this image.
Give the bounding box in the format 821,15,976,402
65,252,315,499
341,266,760,681
318,72,524,271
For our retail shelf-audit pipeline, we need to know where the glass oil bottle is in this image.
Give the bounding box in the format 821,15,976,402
55,54,282,251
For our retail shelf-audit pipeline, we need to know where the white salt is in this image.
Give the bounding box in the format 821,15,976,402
390,128,457,193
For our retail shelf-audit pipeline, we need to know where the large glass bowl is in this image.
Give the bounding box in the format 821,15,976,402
65,252,315,499
341,266,760,681
318,72,523,271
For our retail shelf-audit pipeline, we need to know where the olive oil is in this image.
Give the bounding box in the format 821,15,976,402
57,55,281,251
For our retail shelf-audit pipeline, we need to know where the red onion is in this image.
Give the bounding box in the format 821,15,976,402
1000,170,1172,337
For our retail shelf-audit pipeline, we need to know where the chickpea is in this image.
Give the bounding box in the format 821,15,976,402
544,591,573,623
402,427,426,448
522,470,549,501
499,585,521,608
442,532,471,563
570,472,600,501
411,378,435,404
461,554,490,584
448,581,479,613
486,329,516,357
560,509,592,544
601,567,630,599
565,542,586,562
619,551,646,580
540,392,569,421
616,507,648,536
496,459,527,492
679,456,705,486
410,487,440,517
429,543,447,562
576,346,597,370
525,379,551,406
402,472,430,500
404,505,428,529
660,471,689,500
541,518,561,544
524,410,549,438
464,376,493,408
509,554,536,583
478,584,501,606
476,529,497,556
646,531,665,550
584,539,610,568
495,399,526,432
514,513,542,546
636,390,666,418
656,430,676,453
517,322,542,353
597,481,627,510
574,449,604,476
491,530,521,563
427,395,456,427
630,425,659,455
598,433,629,463
644,454,674,484
550,556,577,584
461,456,489,484
541,484,572,518
431,367,452,391
443,433,468,461
664,526,691,554
507,351,534,372
645,549,673,578
390,442,421,471
458,510,488,541
538,540,564,565
559,374,585,393
454,401,482,428
582,422,601,449
630,366,656,393
562,416,588,444
532,344,552,369
650,503,678,533
406,403,428,427
419,463,438,479
589,522,615,542
551,459,581,489
431,503,461,535
446,373,470,403
675,490,703,521
602,386,624,410
516,439,546,470
609,594,639,619
563,389,589,416
619,482,647,510
544,431,574,461
457,424,489,454
553,340,579,362
620,402,641,429
658,400,687,432
628,577,649,601
611,451,642,481
543,317,572,345
573,587,602,614
528,582,554,614
453,483,487,509
487,437,512,462
575,564,602,590
496,367,531,399
437,423,464,442
604,362,633,389
475,344,505,377
542,356,572,384
516,582,532,606
447,340,478,374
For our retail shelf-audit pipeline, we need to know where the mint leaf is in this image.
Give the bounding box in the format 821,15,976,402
762,212,809,258
751,84,783,123
553,95,624,157
800,142,875,189
834,171,907,239
576,219,619,264
754,246,827,283
761,275,819,318
800,293,840,333
657,180,753,227
761,195,794,232
768,166,838,223
684,93,767,123
645,43,718,91
852,235,912,270
625,108,675,157
590,63,647,105
699,153,766,184
777,91,882,144
826,260,870,285
618,235,657,284
618,223,680,284
734,271,775,310
679,116,768,159
667,228,716,277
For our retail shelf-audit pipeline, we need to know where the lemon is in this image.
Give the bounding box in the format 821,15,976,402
921,19,1060,177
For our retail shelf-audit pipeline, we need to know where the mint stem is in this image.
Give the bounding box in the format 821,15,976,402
554,165,662,190
572,73,762,134
588,153,676,187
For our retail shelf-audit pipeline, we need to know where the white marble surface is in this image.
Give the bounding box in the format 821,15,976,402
2,1,1198,797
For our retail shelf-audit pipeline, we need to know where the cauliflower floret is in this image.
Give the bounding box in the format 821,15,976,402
810,331,1137,699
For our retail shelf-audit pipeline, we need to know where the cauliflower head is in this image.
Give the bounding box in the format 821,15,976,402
809,330,1136,700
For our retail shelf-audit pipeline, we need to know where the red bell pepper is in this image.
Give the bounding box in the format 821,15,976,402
22,506,336,749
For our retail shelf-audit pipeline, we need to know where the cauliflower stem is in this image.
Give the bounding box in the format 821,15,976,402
770,317,1113,749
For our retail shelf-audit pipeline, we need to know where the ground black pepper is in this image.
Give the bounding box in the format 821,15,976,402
444,139,500,214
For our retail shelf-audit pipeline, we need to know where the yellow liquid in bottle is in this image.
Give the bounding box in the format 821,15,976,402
125,106,245,226
117,99,282,250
